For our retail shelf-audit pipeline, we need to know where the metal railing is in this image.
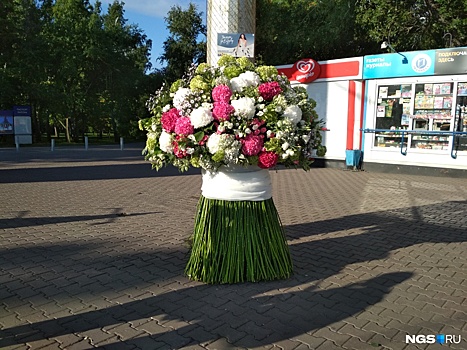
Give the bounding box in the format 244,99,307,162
361,128,467,159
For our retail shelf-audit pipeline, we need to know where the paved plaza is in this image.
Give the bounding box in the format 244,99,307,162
0,144,466,350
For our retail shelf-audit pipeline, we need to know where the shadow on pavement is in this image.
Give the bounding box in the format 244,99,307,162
0,163,201,183
0,272,412,349
0,200,466,348
0,210,161,229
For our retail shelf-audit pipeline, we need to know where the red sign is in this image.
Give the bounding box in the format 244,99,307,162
277,58,362,82
290,59,321,83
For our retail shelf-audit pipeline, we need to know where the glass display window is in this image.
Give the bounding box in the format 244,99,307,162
372,81,457,151
454,83,467,151
373,84,411,149
410,82,454,150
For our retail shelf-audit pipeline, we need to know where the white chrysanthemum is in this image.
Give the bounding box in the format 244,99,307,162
206,133,237,155
240,71,260,86
190,107,213,129
173,88,190,109
224,140,241,163
159,131,173,153
230,76,247,92
283,105,302,124
230,71,260,92
231,97,255,119
206,133,222,154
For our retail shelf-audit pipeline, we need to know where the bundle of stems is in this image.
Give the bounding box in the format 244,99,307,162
185,196,293,284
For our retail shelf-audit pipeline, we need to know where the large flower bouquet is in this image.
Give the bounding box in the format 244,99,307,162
141,56,326,173
141,56,326,284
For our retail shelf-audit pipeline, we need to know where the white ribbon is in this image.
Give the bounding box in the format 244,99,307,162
201,165,272,201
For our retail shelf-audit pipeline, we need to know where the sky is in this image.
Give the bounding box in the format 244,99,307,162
99,0,207,71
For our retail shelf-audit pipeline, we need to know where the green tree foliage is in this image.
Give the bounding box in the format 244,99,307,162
255,0,467,66
0,0,153,143
355,0,467,51
158,3,206,83
256,0,375,65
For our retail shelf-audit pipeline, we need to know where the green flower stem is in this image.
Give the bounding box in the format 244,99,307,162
185,196,293,284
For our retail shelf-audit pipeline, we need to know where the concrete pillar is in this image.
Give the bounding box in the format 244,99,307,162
207,0,256,66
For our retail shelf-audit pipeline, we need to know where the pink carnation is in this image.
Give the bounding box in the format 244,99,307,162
212,85,232,103
258,151,279,169
174,117,194,135
258,81,282,101
173,136,188,158
161,108,181,132
241,134,264,156
212,102,234,121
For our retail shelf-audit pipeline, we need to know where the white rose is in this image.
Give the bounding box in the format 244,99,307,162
239,71,260,87
230,77,247,92
231,97,255,119
206,133,222,154
159,131,173,153
283,105,303,124
230,72,261,92
190,107,213,129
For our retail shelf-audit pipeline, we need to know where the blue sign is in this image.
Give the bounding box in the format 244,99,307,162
0,111,14,134
363,50,436,79
13,105,31,116
217,33,255,58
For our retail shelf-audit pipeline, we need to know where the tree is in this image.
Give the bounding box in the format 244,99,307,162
100,1,152,141
354,0,467,51
255,0,377,66
158,3,206,83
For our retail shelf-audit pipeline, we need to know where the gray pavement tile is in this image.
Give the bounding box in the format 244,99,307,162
204,337,240,350
1,149,466,349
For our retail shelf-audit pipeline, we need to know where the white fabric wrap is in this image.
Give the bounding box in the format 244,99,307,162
201,165,272,201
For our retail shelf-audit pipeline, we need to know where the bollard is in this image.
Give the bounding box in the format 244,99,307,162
15,136,19,152
51,139,55,152
84,136,89,150
120,137,124,150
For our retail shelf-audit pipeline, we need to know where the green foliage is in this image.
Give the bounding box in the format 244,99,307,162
355,0,467,51
256,0,365,65
0,0,154,143
256,0,467,66
159,3,206,84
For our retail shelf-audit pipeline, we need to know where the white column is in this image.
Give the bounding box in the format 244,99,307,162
207,0,256,66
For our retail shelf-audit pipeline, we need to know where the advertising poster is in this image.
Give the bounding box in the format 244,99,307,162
363,50,436,79
0,112,14,134
217,33,254,58
434,47,467,75
13,105,31,117
14,116,32,135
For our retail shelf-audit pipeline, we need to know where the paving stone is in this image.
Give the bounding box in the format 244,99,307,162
312,327,352,347
205,337,241,350
1,148,466,350
27,339,62,349
291,333,326,349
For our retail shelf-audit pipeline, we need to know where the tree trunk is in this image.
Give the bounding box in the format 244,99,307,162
59,118,71,143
